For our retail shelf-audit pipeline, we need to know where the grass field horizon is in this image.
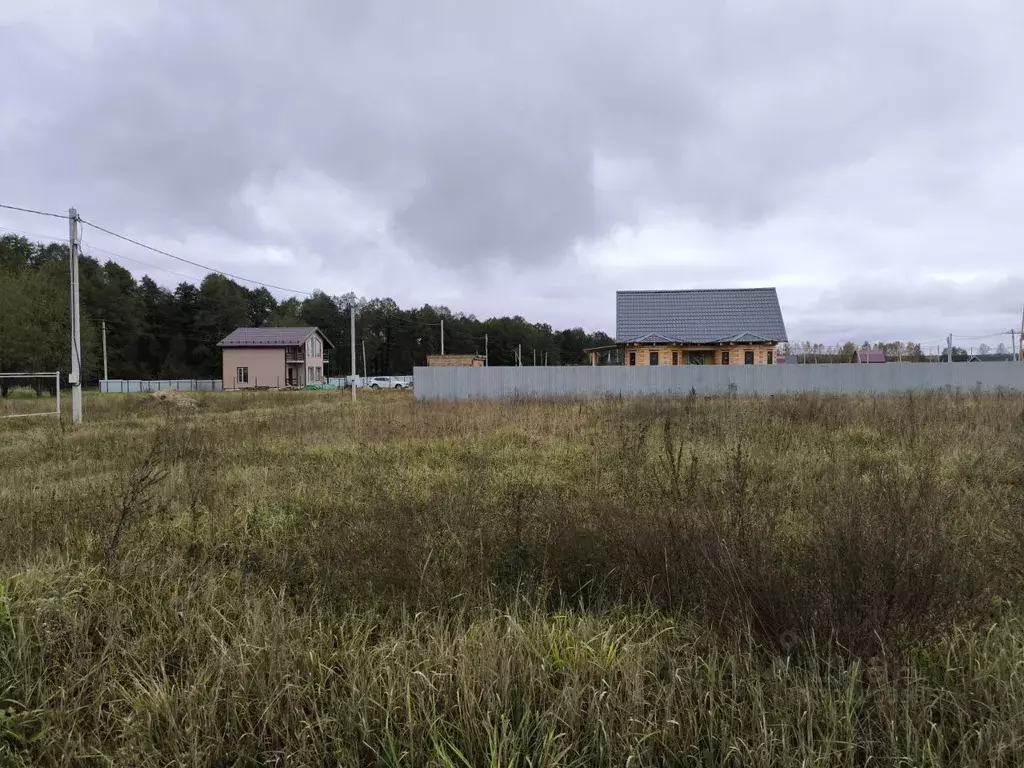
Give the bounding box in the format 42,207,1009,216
3,389,1024,765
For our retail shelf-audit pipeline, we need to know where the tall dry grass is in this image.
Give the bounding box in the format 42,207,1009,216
1,389,1024,764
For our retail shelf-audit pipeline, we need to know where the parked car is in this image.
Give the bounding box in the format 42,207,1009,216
367,376,410,389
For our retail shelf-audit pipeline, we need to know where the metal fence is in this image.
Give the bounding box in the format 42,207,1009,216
413,363,1024,401
99,379,223,393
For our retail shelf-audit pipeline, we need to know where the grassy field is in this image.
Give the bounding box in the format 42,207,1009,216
2,388,1024,765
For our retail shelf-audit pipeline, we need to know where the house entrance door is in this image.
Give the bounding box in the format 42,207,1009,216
286,366,299,386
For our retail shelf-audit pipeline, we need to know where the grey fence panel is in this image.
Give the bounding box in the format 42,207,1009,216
412,363,1024,401
100,379,223,393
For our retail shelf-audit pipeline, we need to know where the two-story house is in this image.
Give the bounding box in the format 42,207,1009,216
586,288,788,366
218,327,333,389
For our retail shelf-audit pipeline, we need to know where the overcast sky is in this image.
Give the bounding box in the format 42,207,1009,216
2,1,1023,347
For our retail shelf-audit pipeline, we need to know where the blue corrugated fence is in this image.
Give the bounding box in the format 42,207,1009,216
99,379,223,393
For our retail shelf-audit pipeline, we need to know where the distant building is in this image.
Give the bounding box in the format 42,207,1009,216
585,288,788,366
426,354,486,367
853,349,887,364
218,327,333,389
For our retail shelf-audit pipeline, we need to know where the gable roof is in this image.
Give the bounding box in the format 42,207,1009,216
854,348,886,363
616,288,788,344
217,327,334,348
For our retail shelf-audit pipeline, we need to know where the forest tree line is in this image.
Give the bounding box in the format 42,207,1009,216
0,234,614,380
3,234,998,382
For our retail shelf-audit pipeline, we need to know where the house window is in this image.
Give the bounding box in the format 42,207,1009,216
744,351,755,365
236,366,248,384
767,350,773,365
629,351,636,366
307,366,314,382
315,366,321,382
649,351,659,366
688,352,705,365
721,350,730,365
672,351,679,365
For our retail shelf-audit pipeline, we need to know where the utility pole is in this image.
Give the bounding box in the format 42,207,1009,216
440,318,444,356
518,344,522,366
101,319,108,383
947,334,953,363
362,339,367,379
484,334,488,366
68,208,82,424
1012,329,1018,362
350,305,357,402
532,349,536,366
1019,305,1024,361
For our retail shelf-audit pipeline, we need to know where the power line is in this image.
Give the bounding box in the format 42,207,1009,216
1,224,220,285
953,331,1010,340
79,218,313,296
0,224,69,243
80,245,200,283
0,202,68,220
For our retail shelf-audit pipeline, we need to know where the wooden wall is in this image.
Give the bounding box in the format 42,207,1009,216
620,345,774,366
426,354,486,367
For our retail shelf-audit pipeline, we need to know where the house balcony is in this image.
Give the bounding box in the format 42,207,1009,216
285,348,305,364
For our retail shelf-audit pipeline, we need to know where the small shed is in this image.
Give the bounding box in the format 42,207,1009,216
853,349,887,364
426,354,486,367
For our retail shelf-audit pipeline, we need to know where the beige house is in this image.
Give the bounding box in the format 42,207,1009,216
218,327,333,389
585,288,788,367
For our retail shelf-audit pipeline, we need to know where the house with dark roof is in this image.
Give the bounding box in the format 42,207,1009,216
585,288,788,366
217,327,333,389
852,348,887,364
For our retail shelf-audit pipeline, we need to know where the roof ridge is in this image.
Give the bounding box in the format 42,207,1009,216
617,287,777,294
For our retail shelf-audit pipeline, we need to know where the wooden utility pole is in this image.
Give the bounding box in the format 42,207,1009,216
484,334,488,366
362,340,367,379
68,209,82,424
440,318,444,356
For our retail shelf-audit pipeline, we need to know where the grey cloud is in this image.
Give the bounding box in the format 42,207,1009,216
2,0,1023,340
7,2,1007,261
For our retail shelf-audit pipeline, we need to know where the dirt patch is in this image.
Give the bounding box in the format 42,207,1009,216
150,390,198,409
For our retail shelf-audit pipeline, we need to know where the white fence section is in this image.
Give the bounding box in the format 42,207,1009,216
326,376,414,388
100,379,223,393
413,363,1024,401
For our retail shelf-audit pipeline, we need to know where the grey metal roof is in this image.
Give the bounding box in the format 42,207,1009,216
217,327,333,348
855,348,886,363
616,288,788,344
